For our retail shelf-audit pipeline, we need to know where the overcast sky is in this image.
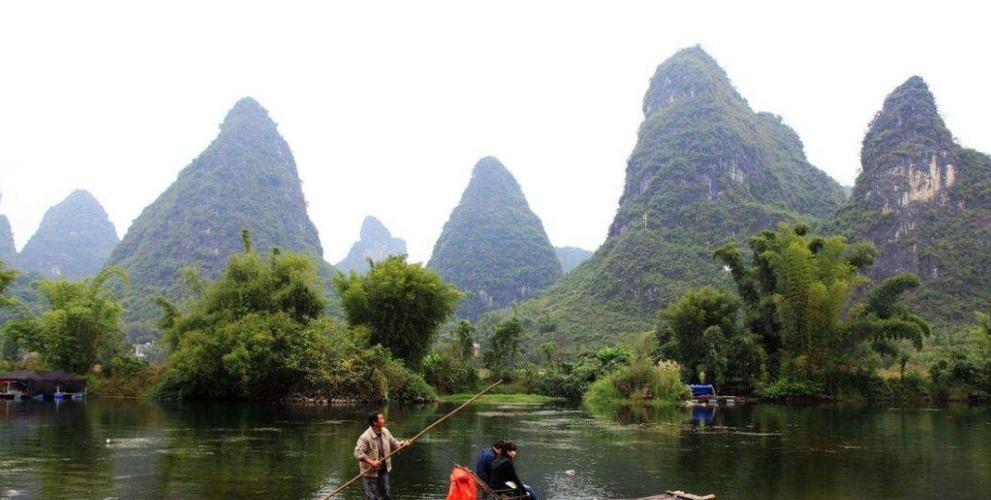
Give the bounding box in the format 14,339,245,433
1,1,989,264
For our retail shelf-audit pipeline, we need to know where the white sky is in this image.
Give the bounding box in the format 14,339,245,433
1,1,989,264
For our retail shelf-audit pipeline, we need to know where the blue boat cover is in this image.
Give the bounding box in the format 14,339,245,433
690,384,715,397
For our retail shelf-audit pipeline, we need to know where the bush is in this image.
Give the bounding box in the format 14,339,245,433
522,346,634,400
421,351,478,394
755,379,825,400
583,360,687,407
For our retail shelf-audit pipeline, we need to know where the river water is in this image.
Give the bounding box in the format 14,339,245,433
1,399,989,499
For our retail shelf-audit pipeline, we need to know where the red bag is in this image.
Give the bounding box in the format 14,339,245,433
446,466,478,500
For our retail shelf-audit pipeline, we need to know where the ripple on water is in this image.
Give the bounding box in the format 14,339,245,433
106,437,160,449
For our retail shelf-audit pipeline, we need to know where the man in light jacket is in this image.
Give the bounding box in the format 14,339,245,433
354,411,411,500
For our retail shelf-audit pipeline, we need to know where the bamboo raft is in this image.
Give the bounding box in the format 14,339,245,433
635,492,716,500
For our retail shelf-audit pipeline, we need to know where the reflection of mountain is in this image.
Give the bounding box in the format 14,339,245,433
1,402,989,497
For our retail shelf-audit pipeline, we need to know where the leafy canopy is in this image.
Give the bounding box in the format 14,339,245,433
1,268,128,374
155,233,328,399
334,255,461,367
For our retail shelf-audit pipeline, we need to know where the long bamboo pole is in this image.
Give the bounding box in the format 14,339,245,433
324,379,503,498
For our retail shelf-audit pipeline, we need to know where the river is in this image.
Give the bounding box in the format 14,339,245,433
1,400,989,499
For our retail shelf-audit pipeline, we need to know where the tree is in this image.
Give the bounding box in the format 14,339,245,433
454,320,475,362
658,287,740,380
485,318,523,372
0,259,15,299
714,223,927,385
334,255,461,367
156,237,329,399
1,268,128,373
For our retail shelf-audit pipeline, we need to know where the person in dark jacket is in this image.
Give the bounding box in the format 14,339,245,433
489,442,537,499
474,440,504,489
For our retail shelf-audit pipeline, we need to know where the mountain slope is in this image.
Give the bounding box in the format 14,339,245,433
504,46,846,347
829,76,991,325
18,190,119,279
106,97,329,339
335,216,407,274
428,156,562,319
555,246,594,273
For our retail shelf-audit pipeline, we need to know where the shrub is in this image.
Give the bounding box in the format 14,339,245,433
584,360,687,407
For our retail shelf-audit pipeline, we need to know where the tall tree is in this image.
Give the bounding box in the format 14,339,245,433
713,223,928,383
334,255,461,367
155,234,328,399
2,268,127,373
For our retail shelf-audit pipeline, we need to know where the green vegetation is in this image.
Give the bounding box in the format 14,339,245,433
428,156,562,320
334,255,461,368
0,204,16,265
495,46,845,348
555,246,593,274
17,190,119,279
828,76,991,328
924,312,991,401
422,320,479,394
668,223,931,398
584,360,688,408
656,286,764,390
104,98,330,344
437,393,562,404
152,234,434,401
1,268,129,374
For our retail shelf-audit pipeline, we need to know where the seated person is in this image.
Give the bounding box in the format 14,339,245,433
474,440,504,489
489,442,537,499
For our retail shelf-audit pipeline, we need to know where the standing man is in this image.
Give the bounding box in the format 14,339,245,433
354,411,411,500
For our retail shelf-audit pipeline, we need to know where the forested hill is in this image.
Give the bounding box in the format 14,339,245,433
335,216,407,274
0,201,14,265
428,156,562,320
18,190,119,279
105,97,328,340
828,76,991,325
501,46,846,347
555,246,593,273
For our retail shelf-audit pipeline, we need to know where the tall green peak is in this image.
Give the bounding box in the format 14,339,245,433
499,48,845,348
106,98,328,341
0,213,15,267
861,76,953,172
642,45,742,117
829,77,991,326
428,156,562,320
335,216,407,275
18,189,119,279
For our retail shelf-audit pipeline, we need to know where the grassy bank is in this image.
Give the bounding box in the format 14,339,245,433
438,393,563,404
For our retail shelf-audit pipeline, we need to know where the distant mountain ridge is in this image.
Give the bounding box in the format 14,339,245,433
105,97,330,340
0,195,15,265
428,156,562,320
18,190,119,279
336,216,407,274
555,246,593,273
503,46,846,347
829,76,991,325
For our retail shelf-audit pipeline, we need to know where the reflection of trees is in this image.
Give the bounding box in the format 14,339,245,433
5,401,991,498
0,400,116,498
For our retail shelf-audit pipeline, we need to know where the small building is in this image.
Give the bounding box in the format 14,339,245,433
0,370,86,399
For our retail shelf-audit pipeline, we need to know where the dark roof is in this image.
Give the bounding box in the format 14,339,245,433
0,370,85,381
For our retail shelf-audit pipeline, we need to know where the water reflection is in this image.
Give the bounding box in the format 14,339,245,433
1,400,989,499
